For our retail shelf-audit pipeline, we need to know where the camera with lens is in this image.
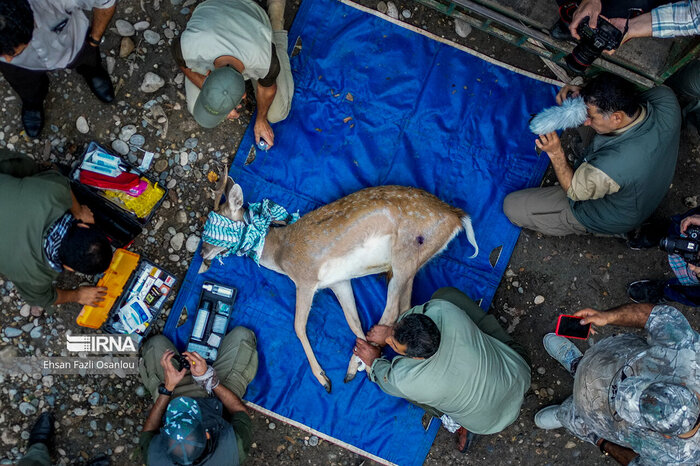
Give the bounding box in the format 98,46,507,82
174,354,190,371
659,225,700,265
564,17,623,75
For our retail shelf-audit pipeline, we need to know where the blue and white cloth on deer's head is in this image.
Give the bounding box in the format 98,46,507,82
201,199,299,264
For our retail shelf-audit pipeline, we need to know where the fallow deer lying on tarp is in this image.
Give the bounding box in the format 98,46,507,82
199,176,478,392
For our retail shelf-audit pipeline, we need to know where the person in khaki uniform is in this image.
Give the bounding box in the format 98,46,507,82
503,73,681,236
138,328,258,464
174,0,293,149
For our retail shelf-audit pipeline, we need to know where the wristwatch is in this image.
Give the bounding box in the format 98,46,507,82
158,383,173,396
86,35,104,47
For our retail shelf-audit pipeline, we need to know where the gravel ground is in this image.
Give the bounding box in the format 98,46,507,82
1,0,698,464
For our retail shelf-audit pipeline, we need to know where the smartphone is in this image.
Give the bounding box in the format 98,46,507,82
555,315,591,340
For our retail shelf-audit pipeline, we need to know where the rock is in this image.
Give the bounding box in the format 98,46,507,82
19,402,37,416
268,422,276,430
29,326,42,339
185,235,199,253
155,159,168,172
176,210,188,224
179,152,189,166
135,385,146,397
88,392,100,406
565,441,577,449
129,134,145,147
115,19,135,37
119,124,137,141
537,366,546,375
133,21,150,31
119,37,135,58
105,56,116,75
143,30,161,45
111,139,130,156
73,408,88,417
169,254,180,262
4,327,22,338
140,72,165,93
455,18,472,38
184,137,198,149
377,1,387,13
386,1,399,19
170,232,184,251
20,304,30,318
308,436,319,446
401,9,411,18
684,195,698,208
534,295,545,305
76,116,89,134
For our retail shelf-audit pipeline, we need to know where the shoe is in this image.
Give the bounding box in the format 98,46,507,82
455,426,479,453
534,405,563,429
83,66,114,103
543,333,582,376
27,412,55,448
627,280,667,304
21,107,44,138
626,221,669,250
550,20,573,41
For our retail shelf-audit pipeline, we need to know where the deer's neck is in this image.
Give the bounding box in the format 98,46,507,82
258,225,285,274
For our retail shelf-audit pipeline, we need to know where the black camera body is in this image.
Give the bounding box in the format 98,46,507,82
659,225,700,265
174,354,190,371
564,17,623,75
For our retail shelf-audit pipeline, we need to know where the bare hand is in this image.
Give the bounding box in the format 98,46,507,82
689,263,699,277
182,350,208,377
75,204,95,224
254,118,275,149
555,84,582,105
536,132,565,158
680,215,700,235
366,325,392,347
354,338,381,367
160,350,187,391
569,0,602,39
226,103,244,120
77,286,107,306
573,308,608,326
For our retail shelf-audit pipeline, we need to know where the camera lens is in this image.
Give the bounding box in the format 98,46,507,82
564,45,598,75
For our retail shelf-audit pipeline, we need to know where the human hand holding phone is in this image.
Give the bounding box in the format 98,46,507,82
555,314,591,340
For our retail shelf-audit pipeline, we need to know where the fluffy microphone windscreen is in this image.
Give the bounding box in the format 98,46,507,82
529,97,587,135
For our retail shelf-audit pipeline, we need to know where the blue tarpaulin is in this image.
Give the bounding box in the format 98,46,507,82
164,0,557,463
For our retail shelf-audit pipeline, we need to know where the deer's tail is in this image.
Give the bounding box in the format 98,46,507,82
461,215,479,259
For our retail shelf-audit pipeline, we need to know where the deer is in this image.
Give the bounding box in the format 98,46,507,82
199,175,478,393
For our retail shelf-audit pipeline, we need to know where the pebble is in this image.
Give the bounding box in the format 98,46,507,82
105,56,116,74
534,295,545,305
565,441,577,449
169,254,180,262
29,326,42,339
4,328,22,338
164,28,175,39
88,392,100,406
268,422,276,430
119,125,137,141
455,18,473,38
135,385,146,397
143,30,161,45
119,37,135,58
130,134,145,147
19,402,37,416
537,366,546,375
20,304,30,318
170,232,184,251
76,116,89,134
185,235,199,253
377,1,387,13
180,152,188,166
386,1,399,19
176,210,188,224
188,152,197,163
115,19,135,36
133,21,150,31
184,137,198,149
111,139,130,156
401,9,411,18
155,159,168,172
73,408,88,416
308,435,319,446
140,72,166,93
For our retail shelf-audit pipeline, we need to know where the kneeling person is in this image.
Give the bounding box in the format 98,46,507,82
355,287,531,451
138,328,259,465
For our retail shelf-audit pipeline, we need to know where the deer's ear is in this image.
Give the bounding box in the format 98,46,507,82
228,182,244,210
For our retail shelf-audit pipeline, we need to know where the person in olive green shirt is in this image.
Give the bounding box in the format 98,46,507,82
354,287,531,452
0,149,112,312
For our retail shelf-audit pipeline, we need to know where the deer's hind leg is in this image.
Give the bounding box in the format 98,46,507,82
329,280,367,384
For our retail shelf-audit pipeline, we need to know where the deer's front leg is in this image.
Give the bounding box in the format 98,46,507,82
293,286,332,393
329,280,366,384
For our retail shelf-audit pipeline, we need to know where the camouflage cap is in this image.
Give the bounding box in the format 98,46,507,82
163,397,207,465
615,377,700,436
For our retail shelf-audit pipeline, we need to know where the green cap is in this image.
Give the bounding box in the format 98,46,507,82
193,66,245,128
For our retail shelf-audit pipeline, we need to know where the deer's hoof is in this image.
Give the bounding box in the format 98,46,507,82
320,372,332,393
343,372,356,384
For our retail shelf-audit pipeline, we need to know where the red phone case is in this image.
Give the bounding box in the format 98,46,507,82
555,314,590,340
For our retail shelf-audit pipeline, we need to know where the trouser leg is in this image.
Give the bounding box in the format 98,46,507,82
265,31,294,123
138,335,206,401
212,326,259,399
0,62,49,110
557,395,601,445
17,443,51,466
663,282,700,307
666,60,700,129
431,287,530,366
185,78,200,115
503,186,588,236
